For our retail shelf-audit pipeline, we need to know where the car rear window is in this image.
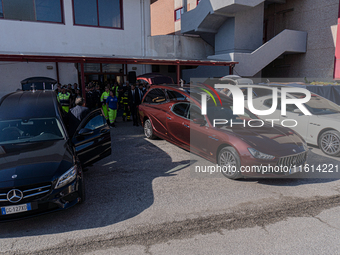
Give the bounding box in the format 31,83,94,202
144,89,166,104
167,90,187,101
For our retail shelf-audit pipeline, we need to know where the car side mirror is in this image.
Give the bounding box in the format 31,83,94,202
193,118,206,126
78,128,94,136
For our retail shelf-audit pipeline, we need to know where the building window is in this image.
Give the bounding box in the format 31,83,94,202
78,63,123,73
73,0,122,29
0,0,63,23
174,7,183,21
0,1,3,18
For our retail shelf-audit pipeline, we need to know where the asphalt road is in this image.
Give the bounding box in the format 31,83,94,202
1,120,340,254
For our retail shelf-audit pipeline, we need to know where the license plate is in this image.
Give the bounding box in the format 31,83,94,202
1,203,32,215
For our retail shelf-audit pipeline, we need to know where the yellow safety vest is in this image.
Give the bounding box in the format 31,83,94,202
58,92,71,106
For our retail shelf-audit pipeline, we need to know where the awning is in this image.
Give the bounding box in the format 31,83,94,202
0,52,237,66
0,52,238,104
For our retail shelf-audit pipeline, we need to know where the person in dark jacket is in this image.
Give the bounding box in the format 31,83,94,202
92,84,101,109
85,85,95,111
128,83,141,126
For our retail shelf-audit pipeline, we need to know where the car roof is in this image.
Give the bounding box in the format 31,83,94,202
20,76,57,84
137,73,169,78
224,84,283,89
0,91,60,120
148,84,233,104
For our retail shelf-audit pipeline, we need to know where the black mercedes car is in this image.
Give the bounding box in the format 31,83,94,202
0,91,111,221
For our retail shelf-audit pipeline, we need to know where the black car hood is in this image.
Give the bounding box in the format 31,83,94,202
0,140,73,183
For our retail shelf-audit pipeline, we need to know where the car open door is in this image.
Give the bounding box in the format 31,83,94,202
72,109,111,166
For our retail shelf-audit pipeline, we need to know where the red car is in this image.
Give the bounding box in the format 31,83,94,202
138,85,308,179
137,73,174,85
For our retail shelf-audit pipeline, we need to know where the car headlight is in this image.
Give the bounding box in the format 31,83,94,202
55,165,77,189
248,148,275,160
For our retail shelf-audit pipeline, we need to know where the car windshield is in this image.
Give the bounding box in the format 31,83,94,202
290,93,340,115
0,118,65,145
187,89,258,126
206,103,258,126
305,96,340,115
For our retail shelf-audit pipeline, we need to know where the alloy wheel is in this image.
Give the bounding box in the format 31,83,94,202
320,131,340,156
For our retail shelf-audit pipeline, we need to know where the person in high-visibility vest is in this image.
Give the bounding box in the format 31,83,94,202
57,86,71,113
100,85,110,121
111,82,119,97
121,89,131,121
106,89,118,127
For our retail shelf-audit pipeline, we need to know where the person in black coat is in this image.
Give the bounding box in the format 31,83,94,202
138,82,146,100
128,83,142,126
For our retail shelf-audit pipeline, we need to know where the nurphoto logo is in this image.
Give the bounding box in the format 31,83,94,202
200,85,313,128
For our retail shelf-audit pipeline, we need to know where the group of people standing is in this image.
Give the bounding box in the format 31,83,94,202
55,80,149,128
55,83,82,113
100,81,148,127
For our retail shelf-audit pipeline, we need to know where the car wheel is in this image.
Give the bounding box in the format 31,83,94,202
218,147,242,179
144,119,157,139
319,130,340,156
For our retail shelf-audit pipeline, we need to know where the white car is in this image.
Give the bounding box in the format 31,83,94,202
225,85,340,157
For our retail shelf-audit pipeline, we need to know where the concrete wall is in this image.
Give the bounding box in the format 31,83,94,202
0,62,76,99
210,29,308,77
215,3,264,54
234,3,264,53
215,18,235,54
147,35,214,59
263,0,339,80
57,63,79,85
182,65,230,82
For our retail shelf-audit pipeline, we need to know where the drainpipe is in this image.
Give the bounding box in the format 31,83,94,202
183,0,187,12
141,0,146,74
56,62,60,84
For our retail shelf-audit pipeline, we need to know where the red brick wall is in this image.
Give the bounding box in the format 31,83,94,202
151,0,175,36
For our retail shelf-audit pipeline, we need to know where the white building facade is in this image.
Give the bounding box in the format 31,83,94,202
0,0,151,98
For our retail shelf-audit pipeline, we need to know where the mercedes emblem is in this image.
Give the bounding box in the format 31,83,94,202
7,189,23,203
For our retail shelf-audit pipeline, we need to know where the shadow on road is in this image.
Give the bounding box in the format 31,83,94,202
0,123,193,238
2,123,340,237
